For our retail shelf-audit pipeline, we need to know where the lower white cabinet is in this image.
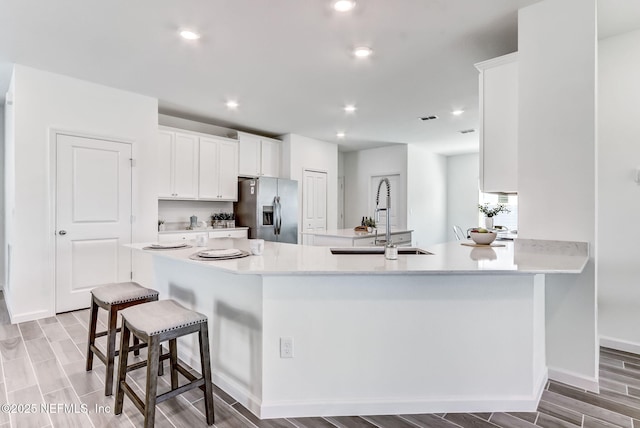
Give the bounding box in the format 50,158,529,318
157,228,248,242
311,231,413,247
209,229,247,239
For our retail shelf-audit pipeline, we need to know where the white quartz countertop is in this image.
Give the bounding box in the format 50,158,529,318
158,227,248,235
131,238,589,276
300,228,413,238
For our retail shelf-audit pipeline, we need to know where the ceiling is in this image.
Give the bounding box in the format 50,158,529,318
0,0,545,153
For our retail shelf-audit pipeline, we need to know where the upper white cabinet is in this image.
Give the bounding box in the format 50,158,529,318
158,127,239,201
157,130,199,199
475,53,518,193
236,132,281,177
199,136,239,201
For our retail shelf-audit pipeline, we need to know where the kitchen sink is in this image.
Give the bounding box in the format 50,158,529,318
330,247,433,255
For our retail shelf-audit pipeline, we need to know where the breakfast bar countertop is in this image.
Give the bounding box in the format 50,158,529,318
130,238,589,276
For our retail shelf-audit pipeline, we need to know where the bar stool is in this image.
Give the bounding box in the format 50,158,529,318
115,300,214,428
86,282,160,396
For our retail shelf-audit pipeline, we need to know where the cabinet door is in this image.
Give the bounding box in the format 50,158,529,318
478,56,518,193
198,137,221,199
218,140,238,200
260,138,280,177
173,133,199,199
157,131,174,198
238,133,261,177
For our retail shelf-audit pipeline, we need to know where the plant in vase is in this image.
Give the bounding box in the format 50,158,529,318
478,203,510,229
211,213,223,228
227,213,235,228
363,217,376,232
158,219,165,232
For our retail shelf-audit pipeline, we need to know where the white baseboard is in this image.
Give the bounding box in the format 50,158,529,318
259,393,541,419
548,367,599,393
8,308,53,324
600,336,640,356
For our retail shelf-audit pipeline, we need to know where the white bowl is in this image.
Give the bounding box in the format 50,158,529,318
469,231,497,245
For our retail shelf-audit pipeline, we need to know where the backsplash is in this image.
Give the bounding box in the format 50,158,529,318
158,200,233,231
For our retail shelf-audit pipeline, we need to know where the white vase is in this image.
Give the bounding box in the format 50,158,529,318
484,216,494,229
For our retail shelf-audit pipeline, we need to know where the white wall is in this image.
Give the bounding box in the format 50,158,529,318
4,74,14,295
7,65,158,322
598,28,640,352
407,145,448,246
343,145,408,229
280,134,339,237
0,104,5,289
518,0,598,389
446,153,480,241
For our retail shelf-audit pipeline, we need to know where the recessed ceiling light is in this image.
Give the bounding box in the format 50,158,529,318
226,100,239,110
452,109,465,116
336,132,346,138
180,30,201,40
353,47,373,58
344,105,357,113
333,0,356,12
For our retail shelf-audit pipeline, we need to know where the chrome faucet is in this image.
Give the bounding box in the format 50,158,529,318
375,178,392,248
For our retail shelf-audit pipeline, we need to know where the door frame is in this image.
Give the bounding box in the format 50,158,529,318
49,129,135,314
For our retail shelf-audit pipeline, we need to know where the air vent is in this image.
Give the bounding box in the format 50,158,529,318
459,129,476,134
419,115,438,121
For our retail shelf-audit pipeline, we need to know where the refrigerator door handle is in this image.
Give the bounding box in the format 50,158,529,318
274,196,282,235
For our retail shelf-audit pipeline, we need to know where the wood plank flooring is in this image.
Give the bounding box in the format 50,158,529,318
0,292,638,427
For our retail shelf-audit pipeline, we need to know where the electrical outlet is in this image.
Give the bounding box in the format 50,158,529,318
280,337,294,358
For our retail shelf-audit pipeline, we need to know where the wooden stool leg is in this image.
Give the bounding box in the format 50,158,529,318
114,321,131,415
169,339,178,389
144,337,161,428
85,299,99,371
198,323,215,425
133,336,140,357
104,306,119,396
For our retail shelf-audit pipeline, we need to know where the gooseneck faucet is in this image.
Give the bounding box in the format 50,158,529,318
375,178,392,248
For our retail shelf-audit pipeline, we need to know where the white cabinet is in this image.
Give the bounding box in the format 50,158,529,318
157,228,248,242
475,53,518,193
237,132,281,177
310,230,413,247
209,229,247,239
158,130,199,199
199,136,239,201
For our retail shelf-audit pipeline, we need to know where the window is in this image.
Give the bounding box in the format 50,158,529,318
478,192,518,232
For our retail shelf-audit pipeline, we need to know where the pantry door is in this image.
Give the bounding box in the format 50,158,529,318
302,169,327,244
55,133,132,312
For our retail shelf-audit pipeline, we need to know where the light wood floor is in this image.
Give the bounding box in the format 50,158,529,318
0,294,638,427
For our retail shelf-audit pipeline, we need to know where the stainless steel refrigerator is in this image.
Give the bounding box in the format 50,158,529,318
234,177,299,244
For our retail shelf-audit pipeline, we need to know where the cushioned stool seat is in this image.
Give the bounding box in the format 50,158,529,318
86,282,160,396
115,300,214,428
92,282,159,305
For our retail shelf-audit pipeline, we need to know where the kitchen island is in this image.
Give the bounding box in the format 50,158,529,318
132,238,588,419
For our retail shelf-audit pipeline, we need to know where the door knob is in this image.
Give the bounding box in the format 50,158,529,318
58,230,67,235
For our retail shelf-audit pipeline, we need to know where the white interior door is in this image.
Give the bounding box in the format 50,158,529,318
338,176,345,229
302,170,327,243
370,174,399,229
56,134,132,312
